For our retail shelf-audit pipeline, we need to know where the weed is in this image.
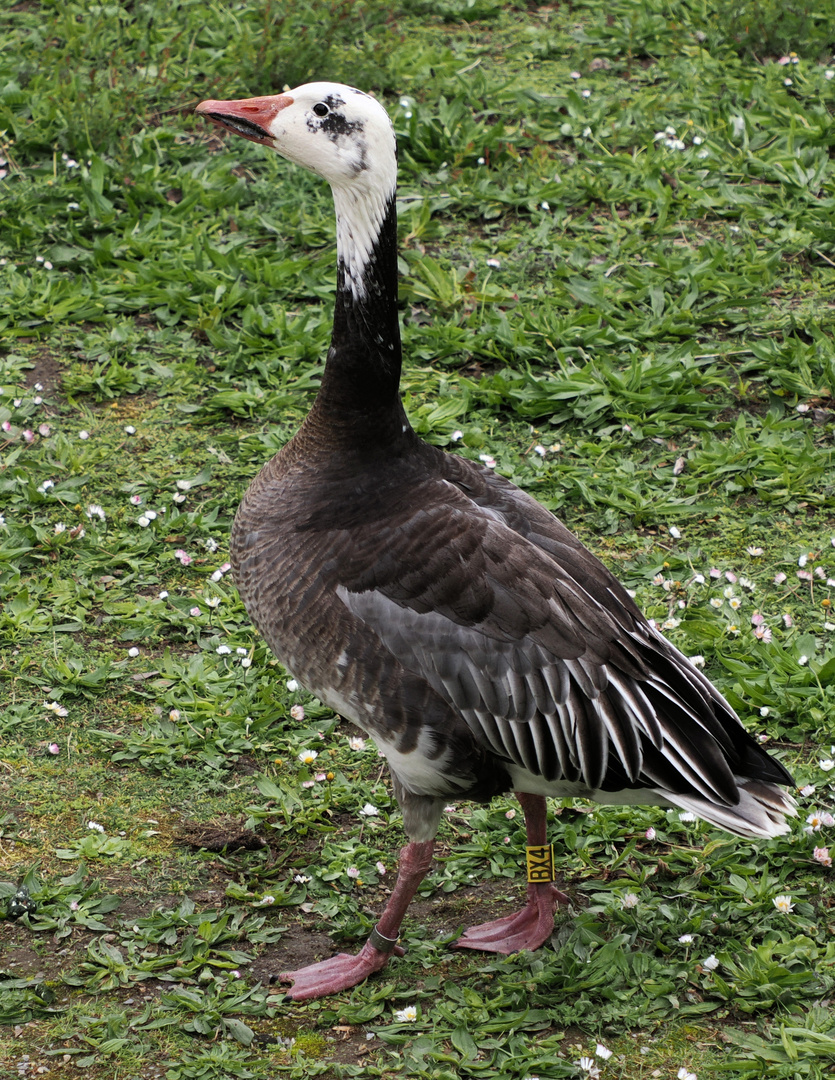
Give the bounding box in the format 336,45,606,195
2,1,835,1079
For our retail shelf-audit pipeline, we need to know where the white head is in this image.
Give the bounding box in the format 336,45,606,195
197,82,397,300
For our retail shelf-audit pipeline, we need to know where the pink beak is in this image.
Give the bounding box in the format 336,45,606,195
195,94,294,146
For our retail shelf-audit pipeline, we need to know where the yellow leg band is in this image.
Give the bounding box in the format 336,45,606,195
526,843,555,883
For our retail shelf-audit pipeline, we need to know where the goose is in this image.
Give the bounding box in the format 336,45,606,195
195,83,796,1001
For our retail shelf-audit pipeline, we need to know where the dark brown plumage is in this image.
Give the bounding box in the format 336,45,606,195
196,82,796,1000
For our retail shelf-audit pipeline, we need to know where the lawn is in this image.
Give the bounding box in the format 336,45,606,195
1,0,835,1077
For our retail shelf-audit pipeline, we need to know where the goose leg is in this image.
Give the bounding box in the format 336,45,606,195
455,792,569,954
278,839,434,1000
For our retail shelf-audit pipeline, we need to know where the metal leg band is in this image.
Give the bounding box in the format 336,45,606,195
368,924,399,954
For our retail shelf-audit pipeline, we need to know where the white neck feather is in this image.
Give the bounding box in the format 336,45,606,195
332,180,394,301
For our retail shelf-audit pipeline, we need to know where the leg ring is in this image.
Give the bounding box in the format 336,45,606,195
368,925,400,954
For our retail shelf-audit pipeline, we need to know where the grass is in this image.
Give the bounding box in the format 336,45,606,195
1,0,835,1076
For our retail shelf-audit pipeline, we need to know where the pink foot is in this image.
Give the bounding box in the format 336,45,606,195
279,938,405,1001
454,882,570,954
277,840,434,1001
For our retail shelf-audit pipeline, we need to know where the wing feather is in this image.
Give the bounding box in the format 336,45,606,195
529,712,560,781
544,711,578,780
326,454,786,808
542,661,570,706
510,720,542,775
471,663,511,716
526,667,554,716
572,689,608,790
564,656,606,699
473,709,513,760
494,717,528,769
507,668,536,722
596,692,642,782
442,659,481,711
607,671,665,748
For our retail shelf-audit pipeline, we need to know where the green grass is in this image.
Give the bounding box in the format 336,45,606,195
2,0,835,1077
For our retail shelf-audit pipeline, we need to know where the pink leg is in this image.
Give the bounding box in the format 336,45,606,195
278,840,434,1001
455,792,569,954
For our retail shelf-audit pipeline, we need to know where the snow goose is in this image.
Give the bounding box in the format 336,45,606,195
195,83,796,1000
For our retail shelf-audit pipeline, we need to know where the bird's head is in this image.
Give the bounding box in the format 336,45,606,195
195,81,396,195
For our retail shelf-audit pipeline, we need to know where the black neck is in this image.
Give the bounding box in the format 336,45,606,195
311,195,406,440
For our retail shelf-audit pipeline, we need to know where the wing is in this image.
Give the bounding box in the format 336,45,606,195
332,451,763,806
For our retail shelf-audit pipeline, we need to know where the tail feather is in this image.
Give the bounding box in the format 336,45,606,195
657,777,797,839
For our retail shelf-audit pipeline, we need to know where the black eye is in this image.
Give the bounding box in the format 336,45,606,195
313,102,329,117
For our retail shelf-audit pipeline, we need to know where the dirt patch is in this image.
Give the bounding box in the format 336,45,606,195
0,918,100,980
24,348,67,397
176,818,267,852
250,923,340,986
1,943,45,979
